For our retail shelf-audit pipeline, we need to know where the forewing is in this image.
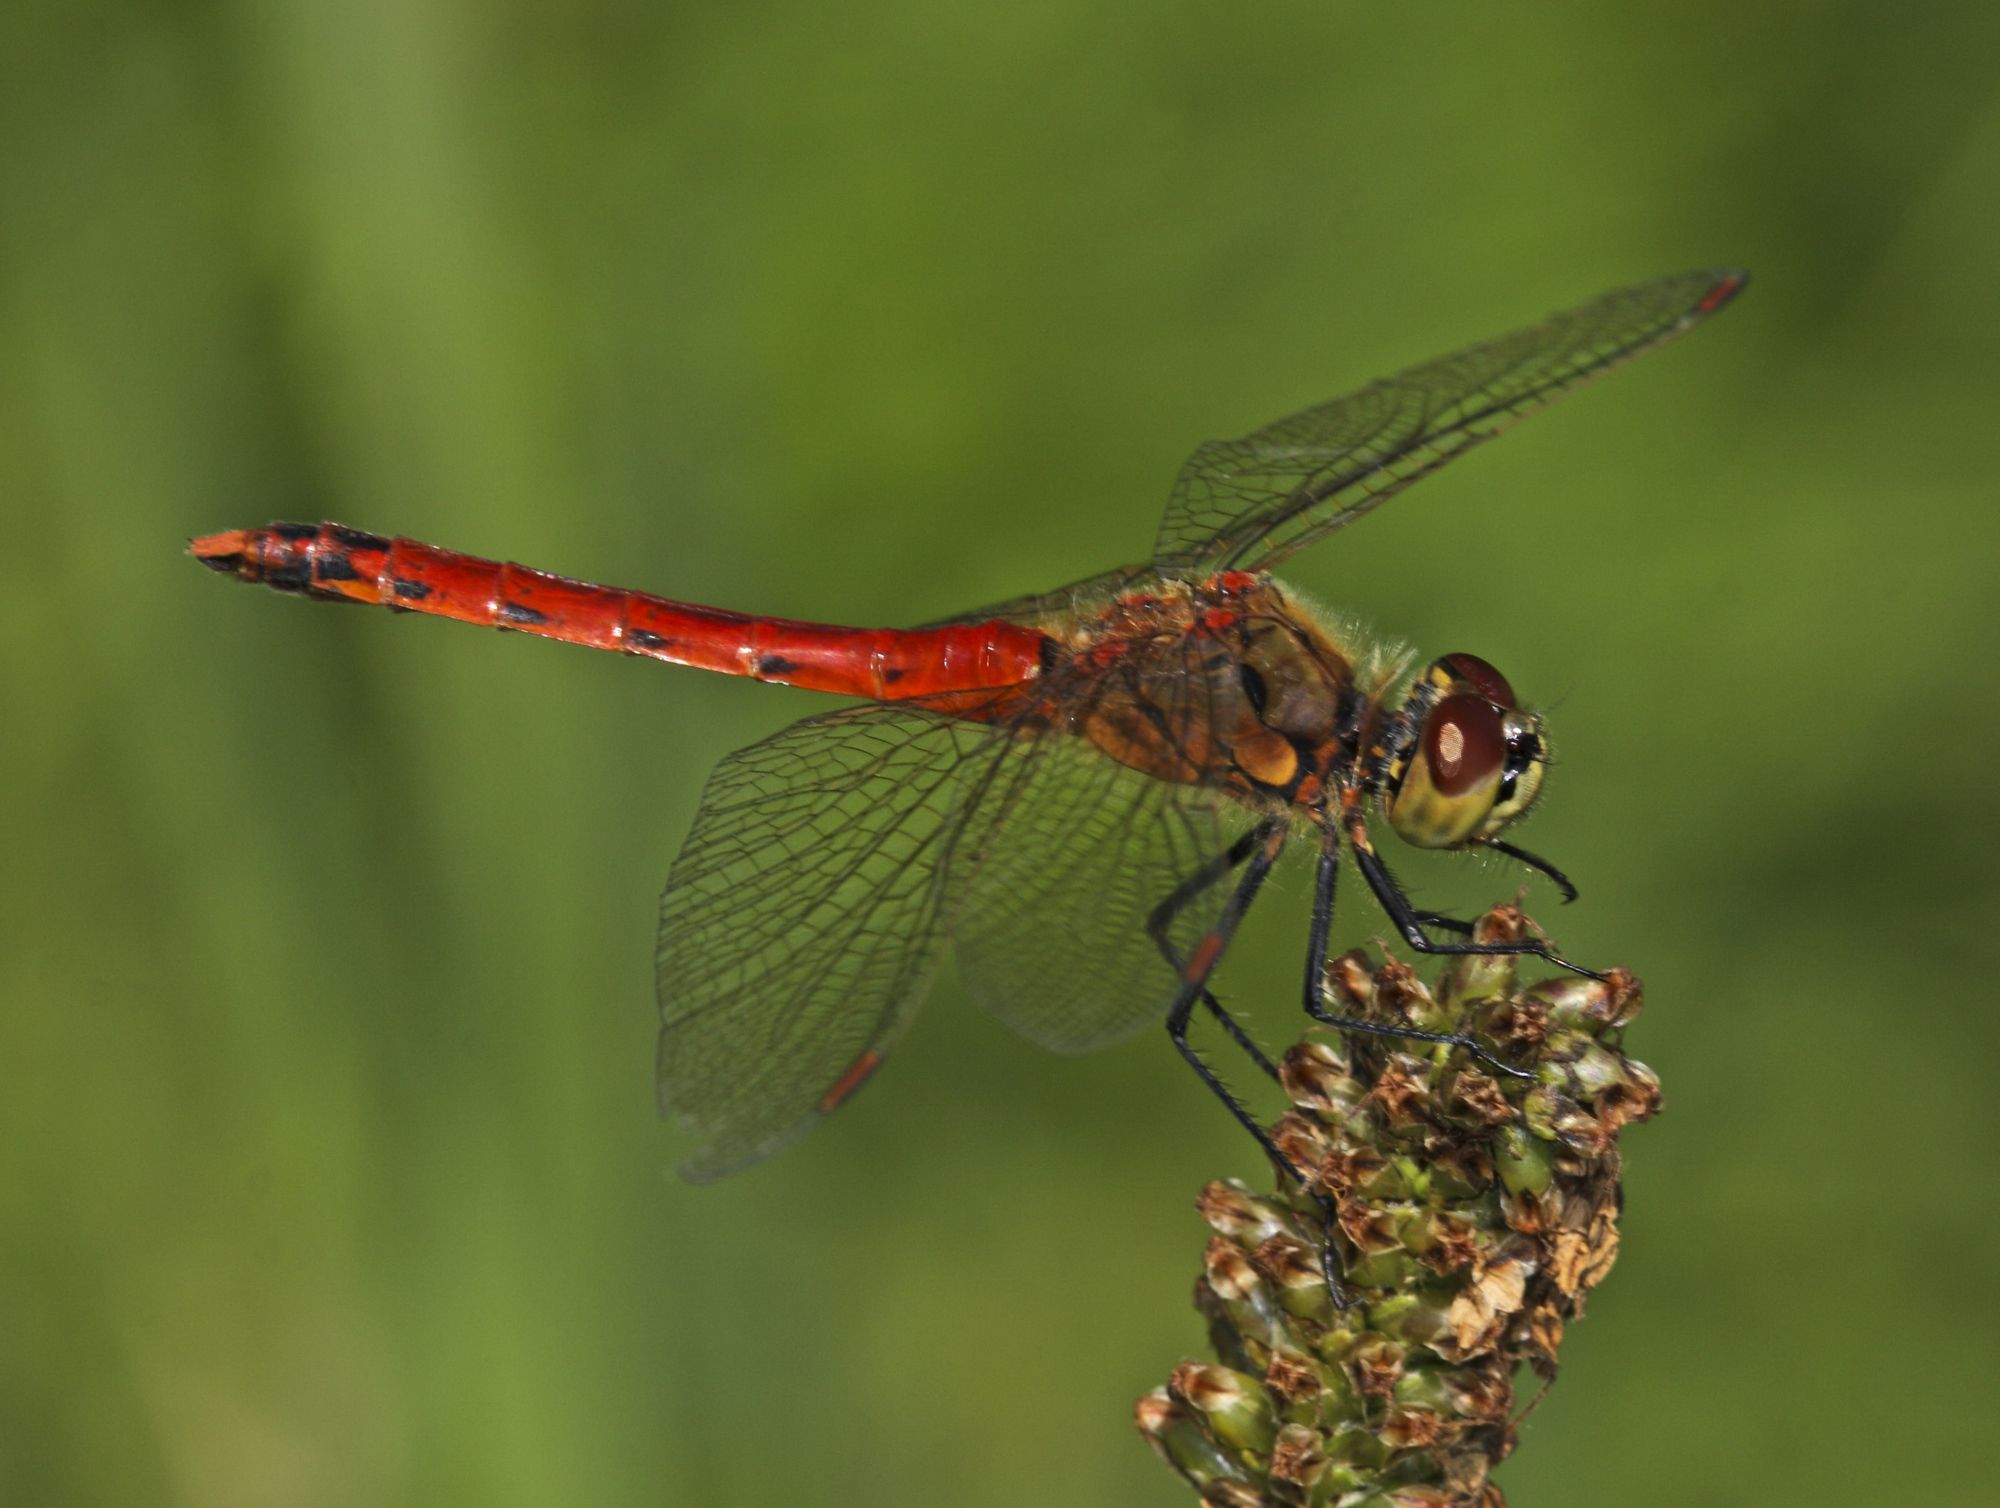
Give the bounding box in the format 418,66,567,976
1155,268,1747,574
953,641,1260,1053
657,704,1001,1179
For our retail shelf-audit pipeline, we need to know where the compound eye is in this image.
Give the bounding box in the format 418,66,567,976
1423,694,1506,797
1441,652,1515,708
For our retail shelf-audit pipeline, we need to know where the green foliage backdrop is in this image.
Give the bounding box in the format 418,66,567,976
4,4,1997,1504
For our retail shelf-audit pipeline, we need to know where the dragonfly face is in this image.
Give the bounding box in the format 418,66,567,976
1377,652,1549,850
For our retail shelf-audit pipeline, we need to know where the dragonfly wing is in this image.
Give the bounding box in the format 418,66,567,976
915,563,1162,631
952,643,1260,1054
657,703,1003,1180
1154,268,1747,575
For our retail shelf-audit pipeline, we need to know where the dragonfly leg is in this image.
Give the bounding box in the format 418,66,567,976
1204,996,1279,1082
1348,819,1606,982
1345,839,1584,937
1483,838,1580,904
1282,836,1520,1299
1147,826,1280,1084
1152,821,1355,1309
1302,841,1529,1085
1407,840,1582,938
1410,909,1476,935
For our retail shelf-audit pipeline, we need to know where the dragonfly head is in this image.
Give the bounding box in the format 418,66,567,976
1381,653,1547,849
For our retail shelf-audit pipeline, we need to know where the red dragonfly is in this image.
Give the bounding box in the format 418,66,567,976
195,269,1744,1184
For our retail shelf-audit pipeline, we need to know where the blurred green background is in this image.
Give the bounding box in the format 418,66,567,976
5,3,1997,1504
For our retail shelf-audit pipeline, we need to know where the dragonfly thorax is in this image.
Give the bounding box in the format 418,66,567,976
1062,575,1362,807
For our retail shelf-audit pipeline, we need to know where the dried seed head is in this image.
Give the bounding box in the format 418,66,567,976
1140,905,1661,1506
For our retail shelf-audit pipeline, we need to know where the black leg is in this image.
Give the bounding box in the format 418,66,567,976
1484,838,1580,904
1147,827,1280,1083
1349,820,1605,981
1411,909,1476,936
1408,834,1580,933
1302,833,1531,1082
1149,823,1353,1308
1291,836,1354,1294
1148,823,1289,1143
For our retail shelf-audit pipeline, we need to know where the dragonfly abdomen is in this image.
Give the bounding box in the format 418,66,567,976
191,522,1047,702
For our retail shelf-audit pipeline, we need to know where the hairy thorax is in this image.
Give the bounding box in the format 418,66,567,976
1050,572,1386,816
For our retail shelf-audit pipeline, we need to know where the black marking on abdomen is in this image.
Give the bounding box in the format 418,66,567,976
274,521,320,541
390,577,432,601
495,600,549,626
882,666,905,684
313,552,361,583
626,629,670,653
756,654,799,677
328,524,387,551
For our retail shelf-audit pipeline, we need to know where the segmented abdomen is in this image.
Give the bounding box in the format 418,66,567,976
191,522,1049,703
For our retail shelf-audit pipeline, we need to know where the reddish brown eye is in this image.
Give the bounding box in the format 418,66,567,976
1442,652,1515,708
1424,694,1505,795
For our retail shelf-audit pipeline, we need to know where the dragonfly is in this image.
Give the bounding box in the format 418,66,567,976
193,268,1745,1191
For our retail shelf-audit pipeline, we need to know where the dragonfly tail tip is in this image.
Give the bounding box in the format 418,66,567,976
189,529,251,573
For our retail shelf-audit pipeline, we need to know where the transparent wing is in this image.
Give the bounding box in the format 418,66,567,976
915,563,1161,631
657,641,1269,1175
657,704,1000,1180
952,743,1253,1053
1155,268,1747,574
953,634,1260,1053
